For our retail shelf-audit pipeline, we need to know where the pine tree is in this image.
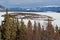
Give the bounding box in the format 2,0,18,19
27,20,33,40
55,25,58,33
33,21,38,40
55,26,60,40
19,19,27,40
2,8,16,40
0,26,2,40
3,8,11,40
1,20,6,40
9,18,17,40
46,21,54,40
41,25,46,40
16,19,20,40
37,22,41,40
58,28,60,40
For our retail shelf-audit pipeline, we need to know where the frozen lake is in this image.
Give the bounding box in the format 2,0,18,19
0,12,60,27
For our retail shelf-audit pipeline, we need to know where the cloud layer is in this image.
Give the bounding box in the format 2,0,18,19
0,0,60,7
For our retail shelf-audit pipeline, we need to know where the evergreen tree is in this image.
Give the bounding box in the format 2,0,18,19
3,9,11,40
37,22,41,40
0,26,2,40
27,20,33,40
46,21,54,40
19,19,27,40
33,21,38,40
9,18,17,40
16,18,20,40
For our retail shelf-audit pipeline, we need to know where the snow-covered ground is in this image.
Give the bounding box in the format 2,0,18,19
0,12,60,27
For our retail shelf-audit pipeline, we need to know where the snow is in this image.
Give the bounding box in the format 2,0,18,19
0,12,60,27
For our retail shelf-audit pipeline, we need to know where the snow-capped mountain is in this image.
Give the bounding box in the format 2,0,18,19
0,5,5,11
23,6,60,12
0,5,60,13
42,5,60,7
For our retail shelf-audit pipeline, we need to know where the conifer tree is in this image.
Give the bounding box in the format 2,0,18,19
55,26,60,40
58,28,60,40
41,25,46,40
27,20,33,40
33,21,38,40
3,8,11,40
19,19,27,40
9,18,17,40
16,25,20,40
0,26,2,40
37,22,41,40
55,25,58,33
46,21,54,40
1,21,5,40
16,18,20,40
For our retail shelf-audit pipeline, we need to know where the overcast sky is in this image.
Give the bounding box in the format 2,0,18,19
0,0,60,8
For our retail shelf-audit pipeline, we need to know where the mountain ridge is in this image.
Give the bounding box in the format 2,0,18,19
0,5,60,13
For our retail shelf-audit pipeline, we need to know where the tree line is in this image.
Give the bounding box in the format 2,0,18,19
0,13,60,40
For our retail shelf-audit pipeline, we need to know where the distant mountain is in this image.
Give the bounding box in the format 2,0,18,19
8,7,26,12
42,5,60,7
24,7,60,12
0,5,5,8
35,7,60,12
8,6,60,12
0,5,5,11
0,5,60,13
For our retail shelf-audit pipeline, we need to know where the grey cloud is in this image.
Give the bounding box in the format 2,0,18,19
0,0,60,6
6,0,55,4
